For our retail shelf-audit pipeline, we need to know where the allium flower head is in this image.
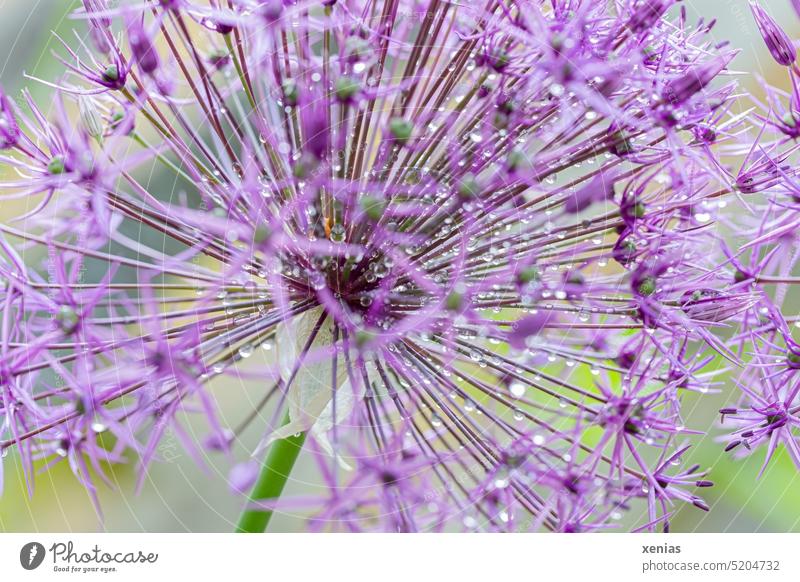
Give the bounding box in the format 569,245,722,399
711,5,800,486
750,1,796,67
0,0,765,532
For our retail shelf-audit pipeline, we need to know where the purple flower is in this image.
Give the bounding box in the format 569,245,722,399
720,386,800,476
750,2,796,67
0,87,19,149
680,289,760,323
563,171,616,214
633,446,714,531
628,0,674,34
126,15,160,75
661,53,736,106
0,0,765,533
506,312,552,350
229,461,259,495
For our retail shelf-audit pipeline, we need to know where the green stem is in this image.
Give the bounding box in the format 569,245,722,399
225,34,258,112
130,132,195,184
235,412,307,533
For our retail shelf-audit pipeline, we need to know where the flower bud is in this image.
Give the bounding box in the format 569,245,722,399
228,461,258,495
83,0,113,53
303,109,330,159
507,313,553,350
628,0,672,33
88,24,112,55
128,17,160,74
681,289,758,322
198,15,235,35
661,53,735,105
0,88,20,149
79,96,103,141
563,172,616,214
259,0,284,25
99,63,127,90
750,2,796,67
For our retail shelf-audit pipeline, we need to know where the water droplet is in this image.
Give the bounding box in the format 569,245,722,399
509,382,526,399
330,224,346,243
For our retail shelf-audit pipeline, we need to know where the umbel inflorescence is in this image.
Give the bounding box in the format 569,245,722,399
0,0,793,532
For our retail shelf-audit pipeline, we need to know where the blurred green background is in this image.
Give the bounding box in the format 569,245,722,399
1,0,799,532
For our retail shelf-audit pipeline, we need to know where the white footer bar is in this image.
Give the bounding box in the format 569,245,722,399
0,533,796,581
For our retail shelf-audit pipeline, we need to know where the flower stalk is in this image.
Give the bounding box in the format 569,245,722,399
236,413,307,533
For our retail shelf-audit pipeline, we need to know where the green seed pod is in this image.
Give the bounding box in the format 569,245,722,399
48,156,66,175
457,174,480,200
102,64,120,83
637,276,657,297
517,266,540,285
335,77,360,102
283,80,299,106
79,96,103,140
56,305,79,334
360,196,386,221
388,117,413,145
445,291,464,312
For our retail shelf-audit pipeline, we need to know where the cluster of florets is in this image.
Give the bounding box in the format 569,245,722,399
0,0,788,532
708,2,800,479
